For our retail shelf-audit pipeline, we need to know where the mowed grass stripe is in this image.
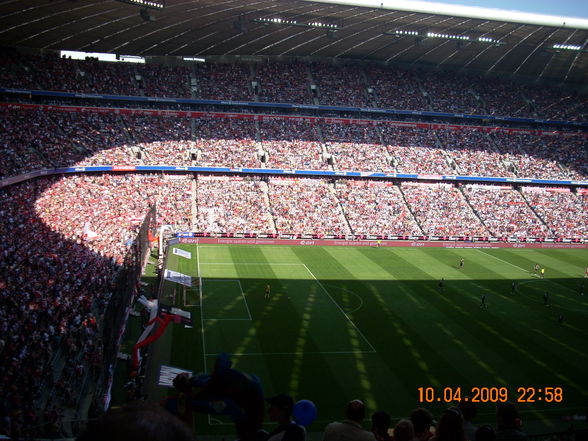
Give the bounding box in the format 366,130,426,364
319,247,474,412
417,251,588,386
153,244,588,435
365,248,507,388
495,248,584,278
368,246,584,408
289,246,384,411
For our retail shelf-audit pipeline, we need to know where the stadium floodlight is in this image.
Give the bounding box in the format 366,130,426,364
385,30,420,36
115,0,165,10
427,32,470,41
253,17,340,30
552,43,582,51
254,17,299,26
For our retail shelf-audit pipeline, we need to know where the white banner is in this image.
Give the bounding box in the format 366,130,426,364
158,365,193,387
164,269,192,287
173,247,192,259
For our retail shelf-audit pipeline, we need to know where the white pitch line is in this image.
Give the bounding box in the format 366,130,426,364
237,279,252,320
204,350,377,356
477,249,530,273
322,283,364,314
202,279,252,320
204,318,251,321
200,262,305,265
197,243,207,375
303,264,376,353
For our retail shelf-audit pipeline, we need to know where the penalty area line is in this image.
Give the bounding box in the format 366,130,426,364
477,250,530,273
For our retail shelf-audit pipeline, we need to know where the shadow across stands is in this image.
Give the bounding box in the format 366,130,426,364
0,103,587,439
0,176,157,438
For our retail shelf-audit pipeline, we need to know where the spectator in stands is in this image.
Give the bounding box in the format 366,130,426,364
310,62,368,107
458,400,478,441
323,399,376,441
495,403,528,441
393,419,416,441
371,411,393,441
475,425,495,441
411,407,434,441
260,394,306,441
258,119,324,170
76,401,194,441
431,407,466,441
269,178,350,236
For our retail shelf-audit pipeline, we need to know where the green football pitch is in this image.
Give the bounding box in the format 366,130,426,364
144,243,588,436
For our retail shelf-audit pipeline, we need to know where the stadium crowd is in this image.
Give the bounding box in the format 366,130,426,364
322,122,393,172
420,70,481,115
310,62,368,107
435,128,514,178
194,118,260,168
380,125,452,175
1,106,587,180
0,172,198,437
268,178,350,235
2,49,586,121
491,133,573,181
255,62,312,104
522,187,587,238
402,183,489,237
258,118,325,170
193,62,252,101
335,180,422,236
0,178,115,438
464,185,551,238
196,176,275,234
365,65,428,111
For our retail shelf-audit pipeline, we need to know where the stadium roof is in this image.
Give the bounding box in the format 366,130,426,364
1,0,587,85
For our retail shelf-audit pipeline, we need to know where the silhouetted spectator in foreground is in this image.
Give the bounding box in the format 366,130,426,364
475,424,496,441
411,407,434,441
459,399,478,440
371,411,393,441
495,402,528,441
260,393,306,441
431,407,466,441
393,418,416,441
76,401,194,441
323,399,376,441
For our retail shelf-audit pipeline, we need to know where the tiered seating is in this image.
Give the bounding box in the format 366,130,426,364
310,62,367,107
380,125,451,174
258,119,325,170
196,176,275,234
522,187,587,238
335,180,421,236
464,185,550,238
365,65,427,111
322,123,391,172
268,178,350,235
402,183,489,236
255,62,311,104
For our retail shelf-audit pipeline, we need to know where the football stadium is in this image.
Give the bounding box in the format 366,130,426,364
0,0,587,440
